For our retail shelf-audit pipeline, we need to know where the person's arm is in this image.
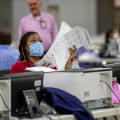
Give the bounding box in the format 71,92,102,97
51,15,58,42
65,45,77,71
10,62,27,74
65,56,72,71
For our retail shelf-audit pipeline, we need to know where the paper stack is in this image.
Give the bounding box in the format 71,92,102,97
36,21,93,70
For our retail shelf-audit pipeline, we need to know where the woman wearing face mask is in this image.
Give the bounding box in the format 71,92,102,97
104,29,119,58
10,32,77,73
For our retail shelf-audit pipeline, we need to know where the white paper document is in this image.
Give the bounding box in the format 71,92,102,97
36,21,93,70
26,67,56,72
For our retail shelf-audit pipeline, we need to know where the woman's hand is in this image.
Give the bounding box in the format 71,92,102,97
41,62,52,68
69,45,77,59
65,45,77,71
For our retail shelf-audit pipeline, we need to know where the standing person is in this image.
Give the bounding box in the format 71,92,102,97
19,0,58,52
0,30,19,71
104,29,119,58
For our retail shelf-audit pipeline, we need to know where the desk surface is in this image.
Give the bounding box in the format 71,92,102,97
12,115,76,120
11,106,120,120
78,58,120,63
91,106,120,118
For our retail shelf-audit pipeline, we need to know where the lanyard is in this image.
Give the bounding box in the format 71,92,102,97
30,61,36,67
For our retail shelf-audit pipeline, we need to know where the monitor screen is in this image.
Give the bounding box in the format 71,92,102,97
11,71,44,117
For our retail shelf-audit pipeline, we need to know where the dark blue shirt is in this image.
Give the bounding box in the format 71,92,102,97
41,87,95,120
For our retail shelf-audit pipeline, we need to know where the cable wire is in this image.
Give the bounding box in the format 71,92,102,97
0,93,10,112
100,80,120,103
37,111,53,120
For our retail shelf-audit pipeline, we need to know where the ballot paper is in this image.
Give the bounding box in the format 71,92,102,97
26,67,56,72
36,21,72,69
36,21,93,70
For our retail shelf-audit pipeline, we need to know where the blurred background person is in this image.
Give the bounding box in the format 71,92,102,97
118,28,120,41
117,28,120,57
104,29,119,58
18,0,58,52
77,46,97,69
0,30,19,71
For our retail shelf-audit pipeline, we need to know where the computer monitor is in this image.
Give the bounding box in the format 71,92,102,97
11,71,44,117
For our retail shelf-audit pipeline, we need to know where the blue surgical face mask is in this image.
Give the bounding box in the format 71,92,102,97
29,42,44,57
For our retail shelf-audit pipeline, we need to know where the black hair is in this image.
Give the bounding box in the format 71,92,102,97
0,30,12,45
105,29,114,50
19,32,39,67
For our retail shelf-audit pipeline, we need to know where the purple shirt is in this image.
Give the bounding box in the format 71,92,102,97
19,12,58,51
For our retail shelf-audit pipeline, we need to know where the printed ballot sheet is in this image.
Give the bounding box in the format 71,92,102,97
26,67,56,72
36,21,93,70
35,21,72,69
